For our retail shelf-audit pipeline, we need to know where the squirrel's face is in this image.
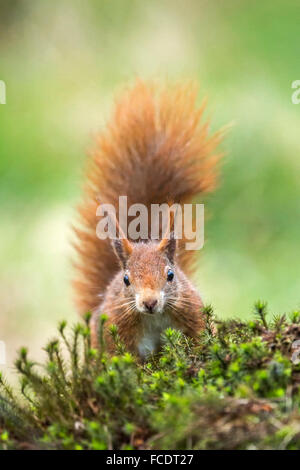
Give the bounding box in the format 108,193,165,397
112,237,177,315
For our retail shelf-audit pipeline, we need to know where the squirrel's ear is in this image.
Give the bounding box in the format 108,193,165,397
157,232,177,263
108,210,133,268
157,203,177,262
112,238,133,268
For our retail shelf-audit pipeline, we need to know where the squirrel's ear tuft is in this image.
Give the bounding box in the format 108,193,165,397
112,238,133,268
158,232,177,263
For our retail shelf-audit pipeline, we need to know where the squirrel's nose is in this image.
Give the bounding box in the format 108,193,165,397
143,299,158,313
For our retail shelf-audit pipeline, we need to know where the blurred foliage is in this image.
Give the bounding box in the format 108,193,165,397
0,1,299,376
2,304,300,449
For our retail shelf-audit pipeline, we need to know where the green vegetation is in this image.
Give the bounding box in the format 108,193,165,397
1,2,300,379
2,303,300,450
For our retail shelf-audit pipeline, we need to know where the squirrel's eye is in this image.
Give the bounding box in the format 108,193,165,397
167,269,174,282
123,274,130,286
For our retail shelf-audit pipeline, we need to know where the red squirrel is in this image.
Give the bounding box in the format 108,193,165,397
73,81,223,358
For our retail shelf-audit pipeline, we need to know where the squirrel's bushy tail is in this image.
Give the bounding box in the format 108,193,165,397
73,80,224,314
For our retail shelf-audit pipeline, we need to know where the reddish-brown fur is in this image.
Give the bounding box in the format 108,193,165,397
91,241,206,355
73,80,223,357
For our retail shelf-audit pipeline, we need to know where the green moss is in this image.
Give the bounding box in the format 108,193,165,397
2,305,300,450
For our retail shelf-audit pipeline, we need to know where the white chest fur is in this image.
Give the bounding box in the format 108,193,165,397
138,313,174,359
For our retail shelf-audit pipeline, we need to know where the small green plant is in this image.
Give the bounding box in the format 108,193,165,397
2,304,300,450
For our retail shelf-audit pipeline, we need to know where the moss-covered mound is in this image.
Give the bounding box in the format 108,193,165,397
1,302,300,450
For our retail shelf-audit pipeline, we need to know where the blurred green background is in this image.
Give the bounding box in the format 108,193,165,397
1,0,299,377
